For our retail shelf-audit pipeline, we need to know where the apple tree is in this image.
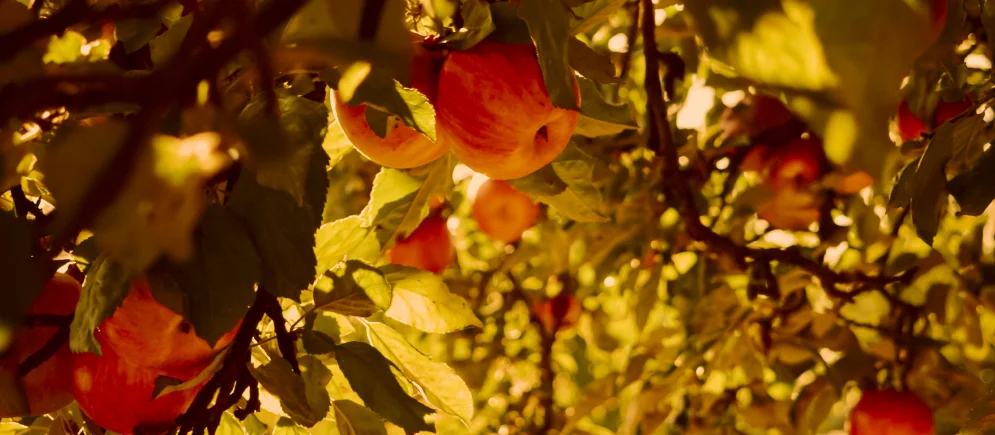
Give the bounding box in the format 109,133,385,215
1,0,994,434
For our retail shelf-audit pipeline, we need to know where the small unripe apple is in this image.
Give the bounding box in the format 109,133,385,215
0,273,80,417
99,277,240,379
437,40,580,180
532,291,581,334
387,215,453,274
331,33,448,169
72,333,206,435
471,179,540,243
848,389,933,435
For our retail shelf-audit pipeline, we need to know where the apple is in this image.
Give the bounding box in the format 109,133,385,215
532,291,581,334
930,0,947,38
471,179,540,243
387,215,453,274
0,273,80,417
720,94,795,143
849,389,933,435
896,95,973,142
331,33,448,169
436,40,580,180
72,332,206,435
935,95,974,125
763,137,828,193
98,277,240,379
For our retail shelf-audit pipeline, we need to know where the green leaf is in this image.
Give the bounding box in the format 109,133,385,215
149,13,192,67
344,72,437,142
250,355,332,427
43,31,87,64
569,0,625,35
148,205,261,345
334,400,388,435
228,142,328,301
518,0,579,111
315,216,382,275
334,341,434,433
567,38,618,84
950,148,995,216
381,265,482,333
360,158,453,247
442,0,496,50
303,311,342,355
238,92,330,204
69,254,133,355
365,322,474,423
313,260,392,317
274,417,310,435
216,411,247,435
487,2,532,44
509,143,608,222
573,76,637,137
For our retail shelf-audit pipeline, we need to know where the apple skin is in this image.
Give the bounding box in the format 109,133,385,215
72,332,206,435
0,273,80,417
387,215,454,274
331,34,448,169
532,292,581,335
930,0,947,38
849,389,933,435
754,137,828,230
935,95,974,125
98,277,240,379
897,100,928,142
721,94,794,143
436,41,580,180
472,179,540,243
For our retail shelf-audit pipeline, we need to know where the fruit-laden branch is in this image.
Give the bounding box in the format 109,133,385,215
637,0,914,303
176,288,299,435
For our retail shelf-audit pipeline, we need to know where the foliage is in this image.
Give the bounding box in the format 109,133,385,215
3,0,995,434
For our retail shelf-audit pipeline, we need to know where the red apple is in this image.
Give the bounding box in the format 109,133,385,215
0,273,80,417
764,137,828,193
897,100,928,142
72,332,206,435
436,41,580,180
98,277,240,379
930,0,947,38
387,215,453,274
720,94,794,141
472,179,540,243
935,95,974,125
532,291,581,334
849,389,933,435
331,33,448,169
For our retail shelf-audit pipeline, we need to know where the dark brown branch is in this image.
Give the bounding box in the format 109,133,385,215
257,288,300,374
17,318,71,376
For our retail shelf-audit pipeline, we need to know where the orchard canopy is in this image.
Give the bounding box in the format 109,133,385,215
4,0,995,434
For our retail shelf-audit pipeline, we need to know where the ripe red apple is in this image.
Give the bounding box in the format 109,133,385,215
98,277,240,379
471,179,540,243
0,273,80,417
935,95,974,125
436,41,580,180
331,33,448,169
387,215,453,274
897,100,928,142
532,291,581,334
849,389,933,435
720,94,795,142
72,333,206,435
763,137,828,193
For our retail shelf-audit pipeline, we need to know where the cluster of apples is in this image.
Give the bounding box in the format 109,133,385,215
0,274,239,435
388,178,541,273
333,34,580,180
